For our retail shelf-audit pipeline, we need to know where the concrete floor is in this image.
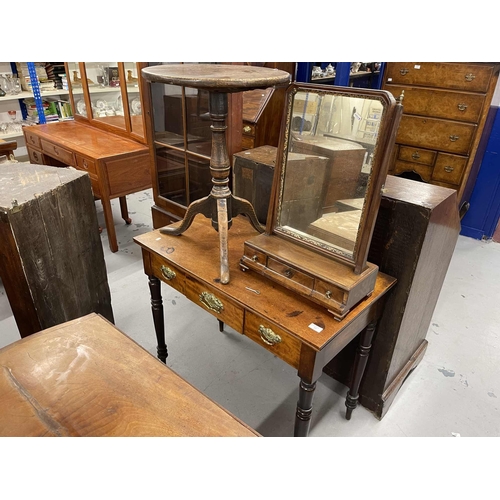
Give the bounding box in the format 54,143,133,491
1,188,499,437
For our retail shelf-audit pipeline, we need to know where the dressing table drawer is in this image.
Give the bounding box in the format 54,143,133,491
24,129,41,148
76,154,97,175
150,252,186,294
244,311,301,369
267,257,314,289
40,139,75,165
185,276,244,333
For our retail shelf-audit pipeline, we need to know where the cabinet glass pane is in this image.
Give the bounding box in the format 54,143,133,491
68,62,87,118
83,62,126,130
123,62,143,138
184,88,212,156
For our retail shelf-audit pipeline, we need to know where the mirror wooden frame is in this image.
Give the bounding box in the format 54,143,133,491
241,83,402,318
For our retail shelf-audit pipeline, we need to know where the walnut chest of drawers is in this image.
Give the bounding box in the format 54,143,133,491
382,62,500,204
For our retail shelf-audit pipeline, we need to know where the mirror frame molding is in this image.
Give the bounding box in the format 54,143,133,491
266,82,402,274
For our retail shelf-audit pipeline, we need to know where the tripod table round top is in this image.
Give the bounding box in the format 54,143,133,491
142,64,291,92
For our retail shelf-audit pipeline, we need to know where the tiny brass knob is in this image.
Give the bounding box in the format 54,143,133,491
457,103,468,111
243,125,252,133
258,325,281,346
444,166,454,173
160,265,176,281
449,135,459,142
252,255,258,262
284,269,293,278
325,291,332,299
412,151,420,160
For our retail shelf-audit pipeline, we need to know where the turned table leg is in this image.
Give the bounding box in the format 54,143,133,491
148,275,168,363
294,379,317,437
345,321,377,420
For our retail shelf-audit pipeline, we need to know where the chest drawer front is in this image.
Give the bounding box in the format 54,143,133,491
385,63,493,92
185,276,244,333
396,115,476,155
267,257,314,289
150,253,185,295
398,145,436,166
431,153,467,185
40,139,75,165
387,85,486,123
244,311,301,369
75,154,97,175
24,129,41,148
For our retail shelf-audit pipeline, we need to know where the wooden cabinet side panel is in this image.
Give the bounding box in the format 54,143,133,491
105,152,152,197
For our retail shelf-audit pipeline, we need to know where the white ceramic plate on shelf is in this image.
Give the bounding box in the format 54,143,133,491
130,97,141,115
76,99,86,116
95,99,107,109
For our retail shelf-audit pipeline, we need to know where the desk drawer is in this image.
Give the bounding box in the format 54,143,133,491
75,154,97,175
397,146,436,166
27,147,46,165
150,253,185,295
24,129,40,148
396,115,476,155
40,139,75,165
185,276,243,333
244,311,301,369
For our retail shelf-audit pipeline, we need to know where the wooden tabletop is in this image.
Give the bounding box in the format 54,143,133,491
134,215,396,352
142,64,291,92
0,314,259,437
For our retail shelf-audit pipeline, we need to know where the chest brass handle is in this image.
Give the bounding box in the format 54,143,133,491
259,325,282,346
444,166,454,173
160,265,176,281
199,291,224,313
399,68,409,76
449,135,459,142
457,103,468,111
412,151,420,160
465,73,475,82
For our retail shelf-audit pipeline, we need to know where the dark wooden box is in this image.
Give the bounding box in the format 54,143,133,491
0,162,114,338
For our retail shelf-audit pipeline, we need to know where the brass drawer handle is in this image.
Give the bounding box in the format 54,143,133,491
444,166,454,173
259,325,282,346
160,265,176,281
252,255,259,262
399,68,409,76
82,160,88,169
412,151,420,160
243,125,252,133
457,103,468,111
449,135,459,142
199,291,224,313
465,73,475,82
325,290,332,299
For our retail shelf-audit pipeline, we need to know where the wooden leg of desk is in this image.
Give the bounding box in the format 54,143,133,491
148,275,168,363
119,196,132,225
345,321,377,420
101,198,118,253
294,379,316,437
218,320,224,332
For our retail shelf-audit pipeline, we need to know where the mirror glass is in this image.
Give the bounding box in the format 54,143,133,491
276,88,386,261
83,62,126,130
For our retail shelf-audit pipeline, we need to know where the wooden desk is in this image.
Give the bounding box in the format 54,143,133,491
23,121,151,252
0,138,17,159
0,314,258,437
134,216,396,437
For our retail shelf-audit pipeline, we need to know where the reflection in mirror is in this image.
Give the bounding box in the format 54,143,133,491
124,62,144,138
83,62,126,130
277,89,385,261
68,62,86,117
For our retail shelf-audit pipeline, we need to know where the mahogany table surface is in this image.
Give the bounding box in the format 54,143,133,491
142,64,291,92
0,314,259,437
